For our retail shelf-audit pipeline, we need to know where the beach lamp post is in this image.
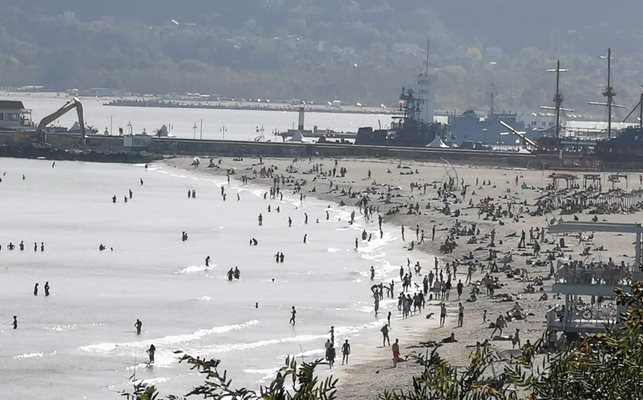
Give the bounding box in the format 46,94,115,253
221,125,227,140
193,123,197,139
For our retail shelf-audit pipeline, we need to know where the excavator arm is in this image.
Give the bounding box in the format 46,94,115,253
35,97,86,144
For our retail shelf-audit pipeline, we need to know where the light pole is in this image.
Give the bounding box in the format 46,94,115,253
110,115,113,135
193,123,198,139
220,125,227,140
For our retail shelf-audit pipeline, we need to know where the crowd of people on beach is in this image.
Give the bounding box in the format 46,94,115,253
9,155,637,387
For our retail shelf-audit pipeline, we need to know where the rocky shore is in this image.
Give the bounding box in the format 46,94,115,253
0,143,162,163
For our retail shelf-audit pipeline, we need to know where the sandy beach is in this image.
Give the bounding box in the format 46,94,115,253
165,155,643,398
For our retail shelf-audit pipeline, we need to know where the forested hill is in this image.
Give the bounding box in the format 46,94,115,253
2,0,643,114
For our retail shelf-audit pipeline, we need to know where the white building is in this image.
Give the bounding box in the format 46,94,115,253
0,101,32,130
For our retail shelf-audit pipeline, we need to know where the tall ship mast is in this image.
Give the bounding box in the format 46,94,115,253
589,48,625,139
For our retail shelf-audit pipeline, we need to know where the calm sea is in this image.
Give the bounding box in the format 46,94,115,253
0,93,390,141
0,157,410,399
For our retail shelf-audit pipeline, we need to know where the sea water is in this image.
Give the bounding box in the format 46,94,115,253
0,158,410,399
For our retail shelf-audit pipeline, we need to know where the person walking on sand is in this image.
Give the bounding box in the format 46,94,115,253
146,344,156,364
380,324,391,346
341,339,351,365
512,328,521,349
439,303,447,327
392,339,400,367
44,282,50,296
135,319,143,335
456,279,464,300
289,306,297,325
12,315,18,329
33,283,38,296
326,343,336,369
490,315,507,338
457,303,464,327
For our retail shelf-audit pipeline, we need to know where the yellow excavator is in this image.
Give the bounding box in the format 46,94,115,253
35,97,87,145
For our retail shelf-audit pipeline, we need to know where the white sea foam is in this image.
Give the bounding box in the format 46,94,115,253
176,264,214,274
80,320,259,353
141,377,170,385
13,351,56,360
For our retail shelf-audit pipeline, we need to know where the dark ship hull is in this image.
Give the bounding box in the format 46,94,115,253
594,127,643,162
355,121,446,147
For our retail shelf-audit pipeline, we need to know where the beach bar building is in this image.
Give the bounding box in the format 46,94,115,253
0,101,32,130
546,221,643,335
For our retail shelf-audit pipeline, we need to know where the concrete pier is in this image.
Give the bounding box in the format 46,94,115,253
0,130,630,170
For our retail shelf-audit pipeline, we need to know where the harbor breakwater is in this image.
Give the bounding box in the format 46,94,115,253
0,130,621,171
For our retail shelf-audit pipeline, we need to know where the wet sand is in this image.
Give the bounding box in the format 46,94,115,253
167,156,643,399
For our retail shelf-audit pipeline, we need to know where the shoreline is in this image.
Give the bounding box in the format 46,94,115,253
163,155,642,398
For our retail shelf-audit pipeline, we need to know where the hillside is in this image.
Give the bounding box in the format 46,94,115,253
2,0,643,115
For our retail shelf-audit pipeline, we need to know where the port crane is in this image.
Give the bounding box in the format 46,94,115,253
499,120,539,152
35,97,87,145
